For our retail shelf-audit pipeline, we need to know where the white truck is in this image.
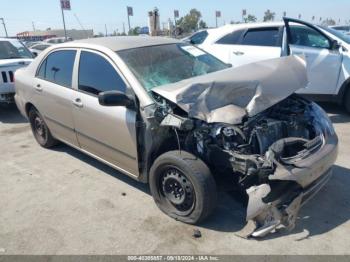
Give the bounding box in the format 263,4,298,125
0,38,33,104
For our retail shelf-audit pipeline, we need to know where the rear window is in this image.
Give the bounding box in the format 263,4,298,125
241,28,281,47
37,50,76,88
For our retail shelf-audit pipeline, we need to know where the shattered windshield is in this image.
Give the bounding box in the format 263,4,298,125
118,43,229,90
0,40,33,59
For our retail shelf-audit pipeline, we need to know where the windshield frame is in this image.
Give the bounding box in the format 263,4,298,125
117,43,230,91
0,39,34,60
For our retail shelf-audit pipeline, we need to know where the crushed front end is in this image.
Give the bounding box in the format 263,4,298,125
181,95,338,238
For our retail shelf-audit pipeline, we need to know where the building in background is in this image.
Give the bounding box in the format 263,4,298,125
16,28,93,41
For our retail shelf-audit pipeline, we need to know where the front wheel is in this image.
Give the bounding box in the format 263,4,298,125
28,108,59,148
149,151,217,224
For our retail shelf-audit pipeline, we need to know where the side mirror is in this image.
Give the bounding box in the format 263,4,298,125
98,91,134,108
330,40,341,50
32,52,38,57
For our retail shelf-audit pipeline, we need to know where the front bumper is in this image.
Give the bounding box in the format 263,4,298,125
239,133,338,238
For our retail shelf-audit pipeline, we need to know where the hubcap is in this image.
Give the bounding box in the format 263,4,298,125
34,116,45,138
160,168,195,212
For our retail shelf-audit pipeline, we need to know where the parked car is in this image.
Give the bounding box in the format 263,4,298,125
24,41,41,48
15,37,338,237
29,42,53,57
192,18,350,112
44,37,72,44
330,25,350,35
0,38,33,103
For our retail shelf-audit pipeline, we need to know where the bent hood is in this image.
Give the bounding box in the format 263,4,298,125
152,55,308,125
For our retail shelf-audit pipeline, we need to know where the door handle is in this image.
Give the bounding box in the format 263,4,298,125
73,98,83,108
233,51,245,56
34,84,43,92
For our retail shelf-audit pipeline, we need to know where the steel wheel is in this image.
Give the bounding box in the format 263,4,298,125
159,166,196,216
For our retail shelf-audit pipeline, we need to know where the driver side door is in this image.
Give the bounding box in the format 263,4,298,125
72,49,139,177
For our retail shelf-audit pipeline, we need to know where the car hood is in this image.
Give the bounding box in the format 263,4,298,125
0,58,32,68
152,55,308,125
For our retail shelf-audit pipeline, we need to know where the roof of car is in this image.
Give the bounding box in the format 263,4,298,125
202,22,285,44
69,36,181,51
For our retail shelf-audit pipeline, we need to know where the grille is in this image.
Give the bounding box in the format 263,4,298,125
1,71,14,83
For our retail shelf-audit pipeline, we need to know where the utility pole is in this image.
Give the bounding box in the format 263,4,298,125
32,21,36,32
0,18,8,38
105,24,108,36
123,22,125,35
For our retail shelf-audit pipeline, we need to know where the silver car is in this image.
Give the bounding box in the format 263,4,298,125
14,36,338,238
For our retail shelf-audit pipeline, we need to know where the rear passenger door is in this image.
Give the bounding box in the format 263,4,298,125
34,49,79,146
72,50,139,177
209,27,283,67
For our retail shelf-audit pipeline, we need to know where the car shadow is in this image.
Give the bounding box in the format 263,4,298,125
51,142,350,239
0,104,27,124
51,143,150,195
317,102,350,124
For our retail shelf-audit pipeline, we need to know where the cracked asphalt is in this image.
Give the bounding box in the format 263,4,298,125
0,103,349,255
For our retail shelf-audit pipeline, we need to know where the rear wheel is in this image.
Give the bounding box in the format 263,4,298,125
149,151,217,224
28,108,58,148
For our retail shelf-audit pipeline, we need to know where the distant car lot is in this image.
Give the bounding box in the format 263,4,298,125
0,103,349,254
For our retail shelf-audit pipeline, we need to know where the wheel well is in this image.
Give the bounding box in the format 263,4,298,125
24,103,36,117
339,78,350,105
150,136,180,168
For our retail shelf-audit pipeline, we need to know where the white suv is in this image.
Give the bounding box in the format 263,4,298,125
0,38,33,103
190,18,350,112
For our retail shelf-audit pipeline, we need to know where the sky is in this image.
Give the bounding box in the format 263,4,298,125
1,0,350,36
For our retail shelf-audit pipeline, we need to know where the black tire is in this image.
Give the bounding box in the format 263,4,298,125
28,107,58,148
149,151,217,224
344,89,350,114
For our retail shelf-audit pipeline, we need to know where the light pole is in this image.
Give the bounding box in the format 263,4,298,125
0,18,8,38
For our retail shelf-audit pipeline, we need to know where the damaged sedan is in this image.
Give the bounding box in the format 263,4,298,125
14,37,338,237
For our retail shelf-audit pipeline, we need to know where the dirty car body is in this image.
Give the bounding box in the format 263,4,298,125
14,37,338,238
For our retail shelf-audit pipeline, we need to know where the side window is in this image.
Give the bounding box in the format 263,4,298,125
78,51,126,95
241,28,280,47
216,29,244,45
190,31,208,45
290,26,330,49
36,50,76,88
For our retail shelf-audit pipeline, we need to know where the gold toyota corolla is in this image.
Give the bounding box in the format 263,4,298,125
14,37,338,238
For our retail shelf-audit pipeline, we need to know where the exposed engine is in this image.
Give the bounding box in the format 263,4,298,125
185,96,320,189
